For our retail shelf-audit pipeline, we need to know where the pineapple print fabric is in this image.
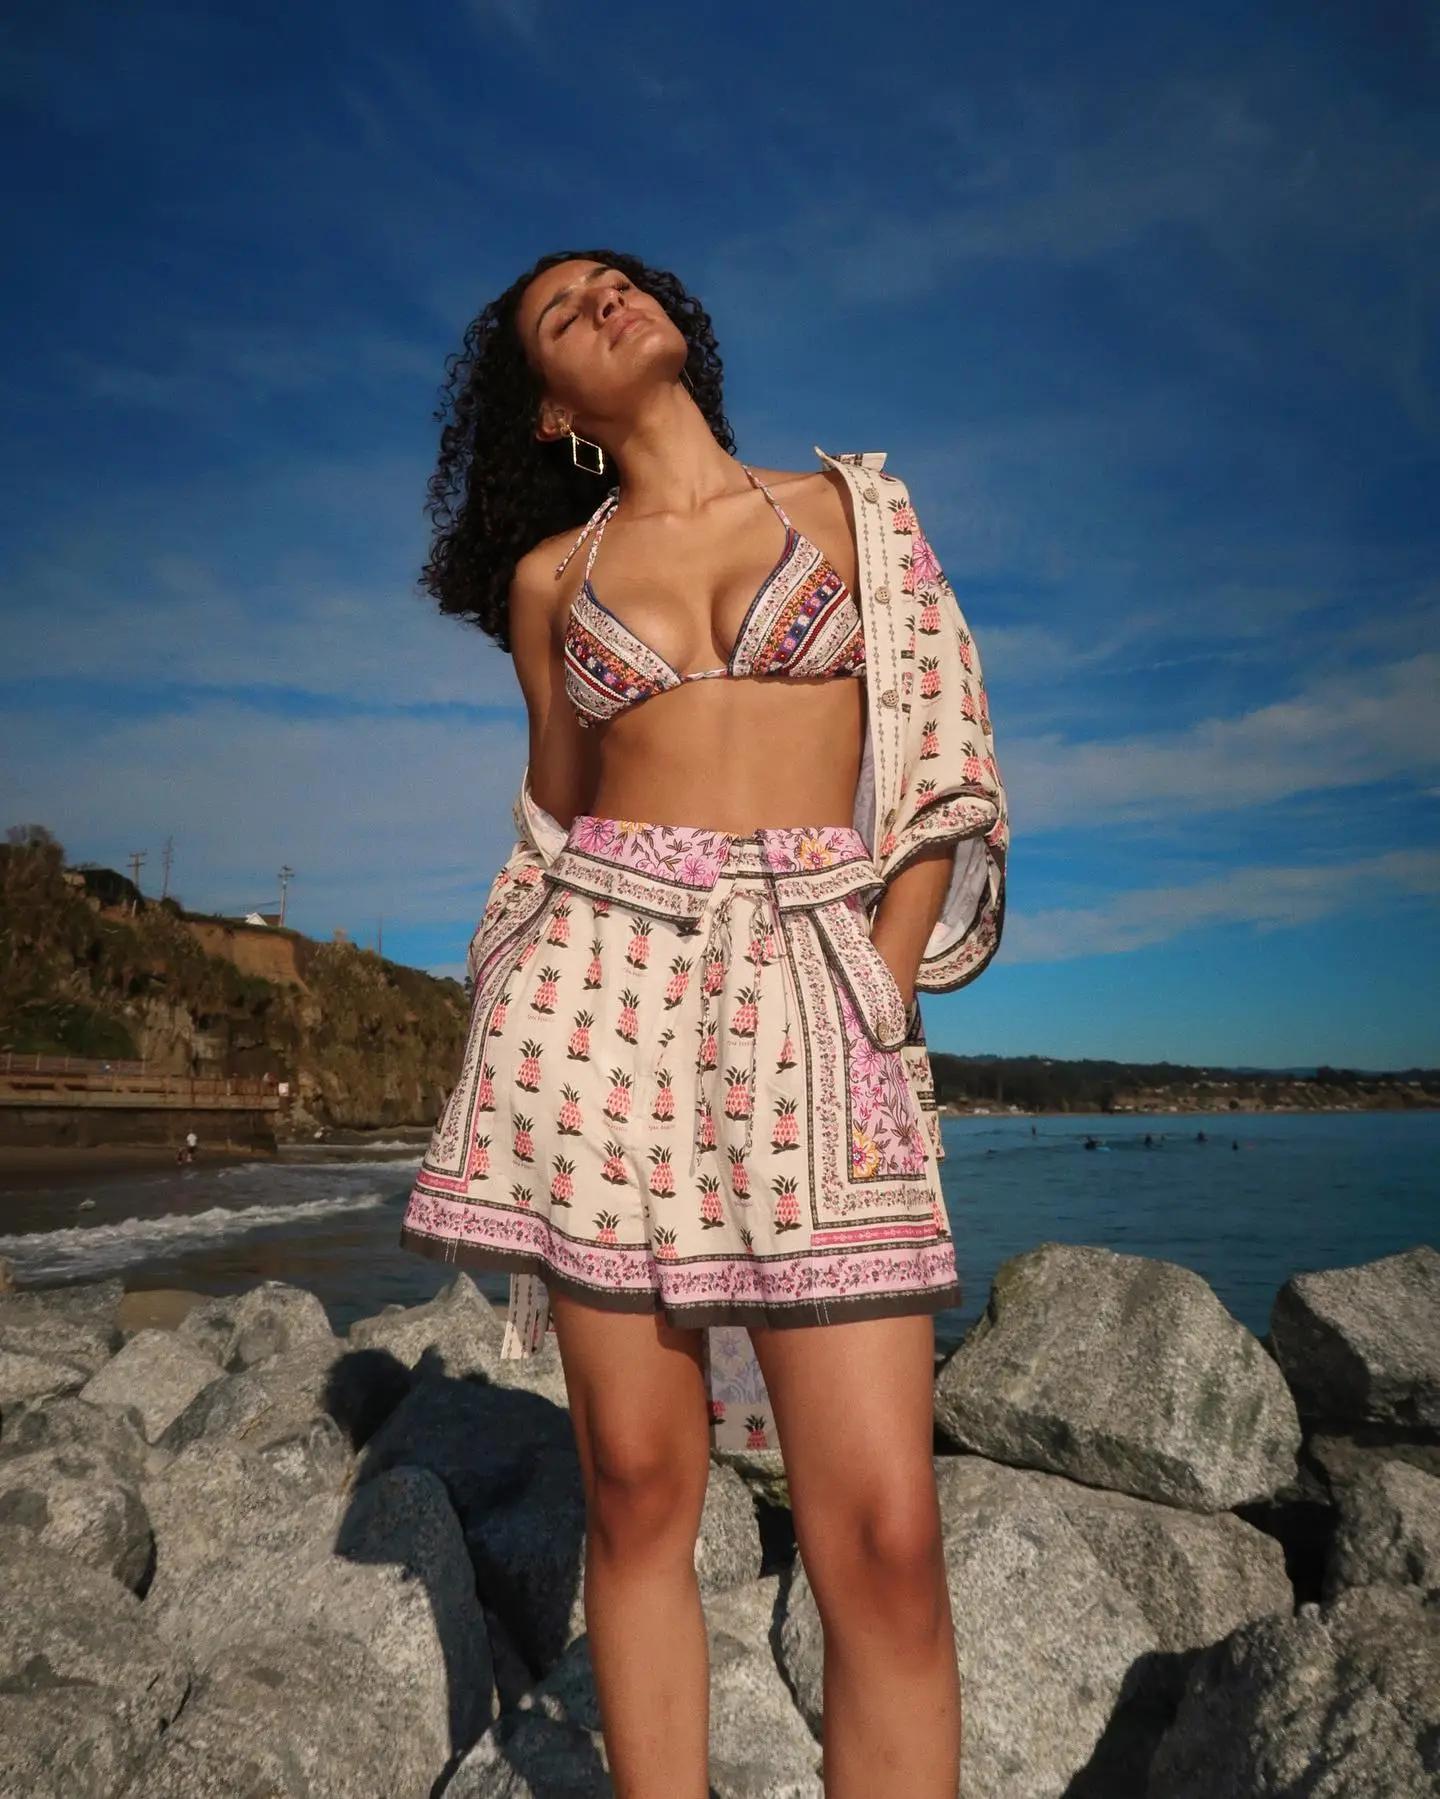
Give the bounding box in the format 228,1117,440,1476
401,815,961,1455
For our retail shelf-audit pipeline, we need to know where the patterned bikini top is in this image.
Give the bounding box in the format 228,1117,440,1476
556,462,866,729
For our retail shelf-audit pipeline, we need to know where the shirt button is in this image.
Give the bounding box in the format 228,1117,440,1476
863,486,879,503
874,584,890,604
880,688,898,709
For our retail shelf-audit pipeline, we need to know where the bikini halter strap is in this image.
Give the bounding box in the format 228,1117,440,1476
553,486,621,581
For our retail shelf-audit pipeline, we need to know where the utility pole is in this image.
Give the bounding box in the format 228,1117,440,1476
278,865,294,928
127,850,146,913
160,835,174,899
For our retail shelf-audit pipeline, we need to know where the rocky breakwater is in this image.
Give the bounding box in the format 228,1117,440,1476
0,1242,1435,1797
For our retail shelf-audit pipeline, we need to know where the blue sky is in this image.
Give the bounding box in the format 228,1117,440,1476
2,1,1437,1068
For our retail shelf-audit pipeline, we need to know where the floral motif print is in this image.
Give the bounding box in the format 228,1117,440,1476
401,815,958,1457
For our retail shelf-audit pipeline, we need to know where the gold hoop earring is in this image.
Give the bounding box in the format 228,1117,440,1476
569,428,605,476
680,365,696,394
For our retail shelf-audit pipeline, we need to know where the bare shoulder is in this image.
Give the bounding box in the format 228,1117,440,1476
512,528,580,612
753,465,856,539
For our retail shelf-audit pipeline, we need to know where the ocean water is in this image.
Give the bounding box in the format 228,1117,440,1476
1,1112,1434,1355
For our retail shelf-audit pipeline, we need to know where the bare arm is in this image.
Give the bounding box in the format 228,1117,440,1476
507,546,598,829
870,844,956,1012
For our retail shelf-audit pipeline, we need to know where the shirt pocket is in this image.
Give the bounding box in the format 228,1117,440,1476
810,891,911,1050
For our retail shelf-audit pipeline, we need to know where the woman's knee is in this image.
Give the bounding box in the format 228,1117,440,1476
803,1483,948,1624
580,1417,708,1559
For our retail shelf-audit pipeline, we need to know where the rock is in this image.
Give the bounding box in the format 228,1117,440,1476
1270,1244,1440,1434
0,1304,119,1415
713,1445,790,1510
500,1577,822,1797
354,1369,574,1530
705,1577,825,1797
1147,1582,1440,1797
78,1328,226,1444
176,1279,337,1370
466,1443,589,1672
160,1339,405,1456
484,1603,539,1711
778,1454,1292,1798
1307,1429,1440,1490
466,1446,760,1677
0,1392,153,1484
490,1333,571,1409
0,1527,190,1799
348,1273,503,1380
0,1276,125,1344
0,1343,92,1410
933,1244,1302,1510
1323,1455,1440,1600
140,1438,340,1609
257,1411,354,1495
121,1624,442,1798
0,1443,154,1591
440,1711,610,1797
148,1465,495,1768
694,1460,765,1596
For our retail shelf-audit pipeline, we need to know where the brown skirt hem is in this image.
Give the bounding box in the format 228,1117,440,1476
398,1225,961,1332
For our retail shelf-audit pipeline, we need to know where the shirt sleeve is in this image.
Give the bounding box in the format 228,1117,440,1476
874,491,1009,993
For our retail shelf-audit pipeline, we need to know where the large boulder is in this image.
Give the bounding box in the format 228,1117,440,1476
176,1279,337,1370
1269,1244,1440,1434
0,1277,125,1343
160,1338,407,1457
0,1442,153,1591
0,1527,190,1799
121,1624,445,1798
0,1391,154,1484
0,1295,119,1417
141,1437,345,1610
1321,1455,1440,1600
934,1244,1302,1510
79,1329,226,1444
348,1273,503,1380
147,1464,494,1769
779,1454,1292,1799
1147,1581,1440,1796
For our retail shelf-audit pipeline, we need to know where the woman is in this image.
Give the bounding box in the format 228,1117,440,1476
401,249,1008,1795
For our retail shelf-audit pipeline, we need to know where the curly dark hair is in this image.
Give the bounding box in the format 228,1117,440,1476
418,248,737,653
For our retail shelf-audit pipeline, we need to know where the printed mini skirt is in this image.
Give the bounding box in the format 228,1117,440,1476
400,812,958,1454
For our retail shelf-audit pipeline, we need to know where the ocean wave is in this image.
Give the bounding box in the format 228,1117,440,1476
0,1191,390,1281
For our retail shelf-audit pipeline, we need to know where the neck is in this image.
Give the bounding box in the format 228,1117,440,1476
584,385,748,522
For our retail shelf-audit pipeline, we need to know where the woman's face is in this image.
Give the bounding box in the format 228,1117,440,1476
517,259,684,431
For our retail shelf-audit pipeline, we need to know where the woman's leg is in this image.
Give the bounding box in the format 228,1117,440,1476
548,1289,714,1799
749,1313,961,1797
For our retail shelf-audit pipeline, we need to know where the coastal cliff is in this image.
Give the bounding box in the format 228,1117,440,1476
0,836,469,1132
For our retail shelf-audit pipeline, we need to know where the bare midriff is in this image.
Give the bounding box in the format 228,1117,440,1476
584,673,866,833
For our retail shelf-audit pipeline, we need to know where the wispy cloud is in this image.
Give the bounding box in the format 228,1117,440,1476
1004,653,1440,832
1006,845,1440,963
